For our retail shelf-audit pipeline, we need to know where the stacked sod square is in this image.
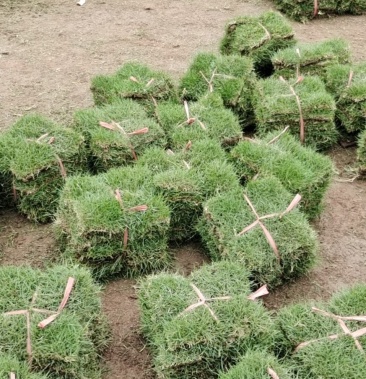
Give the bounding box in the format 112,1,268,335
230,132,334,219
357,129,366,176
253,75,338,150
275,284,366,378
273,0,366,22
0,355,48,379
55,165,171,279
90,61,177,114
0,114,87,222
155,93,242,150
218,351,295,379
179,53,256,126
138,261,276,379
220,11,296,76
272,38,350,80
137,140,240,242
0,265,110,379
0,131,14,210
197,176,318,288
73,99,167,173
325,62,366,133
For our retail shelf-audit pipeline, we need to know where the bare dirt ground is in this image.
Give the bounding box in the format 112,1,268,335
1,1,366,378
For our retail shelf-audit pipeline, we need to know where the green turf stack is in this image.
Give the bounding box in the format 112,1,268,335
0,131,15,210
73,99,167,173
2,115,87,223
357,129,366,176
90,62,177,114
272,38,350,80
273,0,366,22
0,265,110,379
155,93,242,150
275,284,366,378
179,53,256,126
55,165,171,279
139,261,276,379
220,11,296,77
230,132,334,219
197,176,318,288
0,355,48,379
218,350,295,379
325,63,366,133
253,75,338,150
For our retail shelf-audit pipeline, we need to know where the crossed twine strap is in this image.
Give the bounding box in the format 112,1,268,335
279,76,305,144
3,277,75,365
99,120,149,161
179,101,207,130
296,307,366,353
237,193,302,263
114,189,148,250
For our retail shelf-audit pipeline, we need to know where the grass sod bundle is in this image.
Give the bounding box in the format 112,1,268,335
253,75,338,150
55,165,171,280
197,176,318,288
138,261,277,378
357,129,366,176
4,114,87,223
0,265,110,379
179,53,256,126
218,350,295,379
90,61,178,114
230,132,334,219
272,38,350,80
220,11,296,77
73,99,167,173
325,63,366,133
0,355,48,379
273,0,366,22
275,284,366,378
155,93,242,150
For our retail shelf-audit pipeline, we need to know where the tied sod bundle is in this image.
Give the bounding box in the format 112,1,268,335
197,176,318,288
139,261,276,379
220,11,296,77
0,114,87,223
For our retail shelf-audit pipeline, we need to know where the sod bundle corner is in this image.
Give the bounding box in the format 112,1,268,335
272,38,351,80
254,75,338,150
357,129,366,176
325,62,366,133
155,93,242,150
0,265,110,379
90,61,178,113
0,355,48,379
197,176,318,288
220,11,296,77
230,132,334,219
139,261,276,378
3,114,87,223
275,284,366,378
55,166,171,280
179,52,256,126
218,350,295,379
73,100,167,173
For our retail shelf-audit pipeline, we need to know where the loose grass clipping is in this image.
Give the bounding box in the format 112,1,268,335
55,165,171,280
253,75,338,150
73,99,167,173
272,38,350,80
0,114,87,223
275,284,366,378
90,61,177,114
325,62,366,133
220,11,296,77
179,52,256,127
230,131,334,219
0,265,110,379
138,261,276,379
197,176,318,288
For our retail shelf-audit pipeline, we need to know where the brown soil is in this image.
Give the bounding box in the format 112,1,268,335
1,1,366,378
